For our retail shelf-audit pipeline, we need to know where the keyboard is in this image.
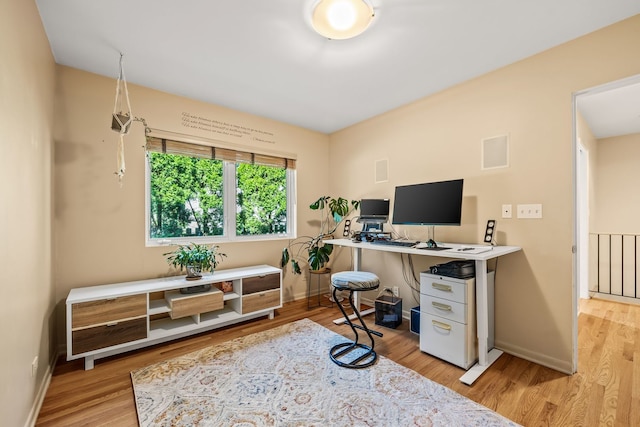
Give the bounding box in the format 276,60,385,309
370,239,416,247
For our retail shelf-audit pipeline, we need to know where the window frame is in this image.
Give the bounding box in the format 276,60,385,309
144,135,296,247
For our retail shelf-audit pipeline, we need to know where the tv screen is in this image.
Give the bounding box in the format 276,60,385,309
391,179,464,226
359,199,390,221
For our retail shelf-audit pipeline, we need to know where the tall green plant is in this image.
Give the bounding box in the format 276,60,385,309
281,196,359,274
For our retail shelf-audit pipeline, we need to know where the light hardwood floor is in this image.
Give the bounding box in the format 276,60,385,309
36,297,640,426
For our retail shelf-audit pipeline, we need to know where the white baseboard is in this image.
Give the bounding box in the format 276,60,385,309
494,339,573,375
24,351,57,427
591,292,640,307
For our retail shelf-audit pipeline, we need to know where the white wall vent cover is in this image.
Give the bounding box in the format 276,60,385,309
482,134,509,170
375,158,389,183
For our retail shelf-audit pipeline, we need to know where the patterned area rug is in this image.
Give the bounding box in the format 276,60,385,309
131,318,519,426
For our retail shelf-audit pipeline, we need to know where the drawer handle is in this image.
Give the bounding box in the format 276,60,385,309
432,301,452,311
105,297,117,301
106,322,118,327
432,282,452,292
432,320,452,331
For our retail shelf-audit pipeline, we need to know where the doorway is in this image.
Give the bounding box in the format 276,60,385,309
573,73,640,371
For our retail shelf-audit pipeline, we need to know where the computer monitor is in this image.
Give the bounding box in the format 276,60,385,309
357,198,390,235
358,199,390,222
391,179,464,226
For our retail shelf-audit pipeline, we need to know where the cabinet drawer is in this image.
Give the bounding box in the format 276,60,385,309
72,294,147,329
72,317,147,355
421,295,469,324
243,273,280,295
166,289,224,319
242,289,280,314
419,313,476,369
420,274,471,304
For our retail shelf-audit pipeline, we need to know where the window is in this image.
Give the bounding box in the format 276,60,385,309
146,135,296,245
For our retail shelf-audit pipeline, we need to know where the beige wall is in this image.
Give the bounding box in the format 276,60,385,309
53,67,330,344
594,132,640,233
7,5,640,421
1,0,56,425
327,15,640,372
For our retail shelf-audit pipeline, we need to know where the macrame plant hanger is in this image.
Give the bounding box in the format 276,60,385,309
111,53,133,181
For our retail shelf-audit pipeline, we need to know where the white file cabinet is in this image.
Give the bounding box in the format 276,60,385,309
419,271,495,369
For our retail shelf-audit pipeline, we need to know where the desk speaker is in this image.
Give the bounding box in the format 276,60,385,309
484,220,496,245
343,219,351,237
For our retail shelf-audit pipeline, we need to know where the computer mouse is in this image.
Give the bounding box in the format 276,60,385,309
426,239,438,248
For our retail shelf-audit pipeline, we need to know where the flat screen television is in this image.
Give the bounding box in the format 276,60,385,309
358,199,390,222
391,179,464,226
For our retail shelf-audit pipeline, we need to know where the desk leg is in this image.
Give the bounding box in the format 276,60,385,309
459,259,503,385
333,246,375,324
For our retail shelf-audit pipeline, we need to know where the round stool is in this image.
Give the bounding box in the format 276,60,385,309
329,271,383,369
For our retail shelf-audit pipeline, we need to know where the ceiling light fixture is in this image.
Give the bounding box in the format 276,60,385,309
311,0,375,40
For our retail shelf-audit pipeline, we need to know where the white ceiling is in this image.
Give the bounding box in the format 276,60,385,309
35,0,640,134
577,80,640,139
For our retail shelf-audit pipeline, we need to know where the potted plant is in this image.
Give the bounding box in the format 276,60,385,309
281,196,359,275
164,243,227,293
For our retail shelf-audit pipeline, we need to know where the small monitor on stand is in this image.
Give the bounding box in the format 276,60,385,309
357,199,390,239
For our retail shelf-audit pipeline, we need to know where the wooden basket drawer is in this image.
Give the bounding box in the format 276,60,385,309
243,273,280,295
72,294,147,329
166,289,224,319
72,317,147,355
242,289,280,314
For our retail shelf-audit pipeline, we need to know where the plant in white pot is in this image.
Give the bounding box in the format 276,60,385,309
164,243,227,293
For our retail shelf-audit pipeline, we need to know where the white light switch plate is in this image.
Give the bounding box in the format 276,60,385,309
517,204,542,219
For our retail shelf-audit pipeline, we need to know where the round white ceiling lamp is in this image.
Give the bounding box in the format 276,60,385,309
311,0,375,40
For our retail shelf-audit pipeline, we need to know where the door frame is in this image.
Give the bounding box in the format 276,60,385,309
572,73,640,372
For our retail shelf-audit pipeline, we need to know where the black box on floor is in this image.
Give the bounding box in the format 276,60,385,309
375,295,402,329
410,306,420,334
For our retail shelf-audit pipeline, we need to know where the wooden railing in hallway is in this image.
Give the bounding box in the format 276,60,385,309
590,233,640,299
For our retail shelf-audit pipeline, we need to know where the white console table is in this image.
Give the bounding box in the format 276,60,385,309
324,238,520,385
66,265,281,370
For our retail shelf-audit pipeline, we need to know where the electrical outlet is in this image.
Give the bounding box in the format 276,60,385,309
392,286,399,297
31,356,38,378
501,204,512,219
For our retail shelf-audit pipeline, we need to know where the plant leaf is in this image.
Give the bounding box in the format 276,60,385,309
292,260,301,275
310,196,328,210
280,248,290,268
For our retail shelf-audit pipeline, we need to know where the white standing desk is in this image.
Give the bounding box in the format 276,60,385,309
324,238,521,385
